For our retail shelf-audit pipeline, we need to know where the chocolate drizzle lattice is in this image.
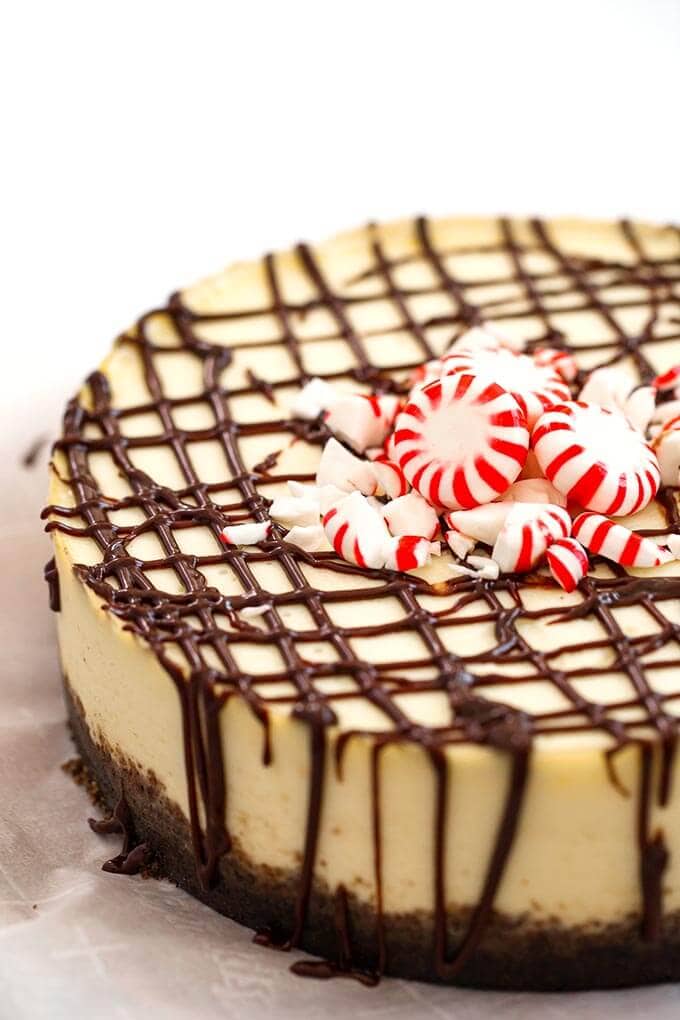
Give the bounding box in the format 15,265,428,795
45,216,680,982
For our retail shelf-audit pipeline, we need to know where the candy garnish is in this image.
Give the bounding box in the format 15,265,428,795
546,538,589,593
290,377,341,420
220,521,271,545
316,437,378,495
652,415,680,487
324,394,400,454
532,400,660,516
437,347,570,427
284,524,326,552
382,491,439,540
492,503,571,573
322,491,391,569
572,512,673,567
392,372,529,510
383,535,436,572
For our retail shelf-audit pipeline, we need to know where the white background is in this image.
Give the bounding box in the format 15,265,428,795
2,3,680,1017
2,0,679,426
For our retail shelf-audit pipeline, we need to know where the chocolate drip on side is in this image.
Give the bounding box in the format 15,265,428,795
44,215,680,983
43,556,60,612
89,794,149,875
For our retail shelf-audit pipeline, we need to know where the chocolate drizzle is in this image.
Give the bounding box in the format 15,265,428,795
44,216,680,981
88,793,150,875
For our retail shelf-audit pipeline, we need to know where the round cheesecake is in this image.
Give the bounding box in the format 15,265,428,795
45,215,680,990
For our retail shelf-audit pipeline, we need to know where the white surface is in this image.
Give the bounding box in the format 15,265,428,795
2,1,680,1015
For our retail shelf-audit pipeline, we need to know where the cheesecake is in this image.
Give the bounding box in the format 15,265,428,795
44,215,680,990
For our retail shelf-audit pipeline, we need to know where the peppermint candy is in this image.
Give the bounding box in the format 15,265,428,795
652,365,680,393
290,377,341,420
492,503,571,573
532,401,660,516
367,451,410,498
449,555,500,580
316,437,377,495
546,538,589,593
532,347,579,383
445,529,476,560
322,491,391,569
268,494,320,528
578,367,655,434
383,535,437,571
392,373,529,510
284,524,326,552
383,491,439,540
572,512,672,567
652,415,680,487
437,347,570,427
220,521,271,545
324,394,400,454
444,502,513,546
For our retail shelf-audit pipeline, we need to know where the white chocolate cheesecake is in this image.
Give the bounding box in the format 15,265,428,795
45,216,680,989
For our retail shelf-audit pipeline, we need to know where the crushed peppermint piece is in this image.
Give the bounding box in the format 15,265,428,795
500,477,567,507
383,535,434,571
532,347,579,383
322,491,391,569
369,453,410,498
652,415,680,487
285,524,326,552
445,529,476,560
268,495,320,528
220,521,271,545
492,503,571,574
324,394,400,453
546,538,589,593
382,491,439,540
444,503,513,547
652,365,680,392
290,377,341,420
572,512,673,567
316,437,377,495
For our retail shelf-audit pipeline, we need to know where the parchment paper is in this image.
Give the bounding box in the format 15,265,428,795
3,393,680,1019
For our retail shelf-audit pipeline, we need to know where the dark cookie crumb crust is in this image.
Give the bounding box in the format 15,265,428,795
65,681,680,991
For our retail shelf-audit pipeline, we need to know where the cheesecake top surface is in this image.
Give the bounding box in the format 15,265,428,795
47,215,680,756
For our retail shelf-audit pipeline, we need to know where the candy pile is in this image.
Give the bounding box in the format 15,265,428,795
220,326,680,592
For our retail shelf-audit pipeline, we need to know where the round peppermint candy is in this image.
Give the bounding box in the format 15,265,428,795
437,347,571,427
391,372,530,510
532,401,661,516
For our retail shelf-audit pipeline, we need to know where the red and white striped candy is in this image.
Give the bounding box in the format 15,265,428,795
316,438,377,495
383,535,436,571
572,512,673,567
322,491,390,569
532,347,579,383
220,521,271,545
652,365,680,393
445,529,476,559
368,452,410,498
652,415,680,487
492,503,571,573
392,373,529,510
437,347,570,427
324,394,400,454
382,491,439,540
532,401,660,516
444,502,513,546
546,538,589,593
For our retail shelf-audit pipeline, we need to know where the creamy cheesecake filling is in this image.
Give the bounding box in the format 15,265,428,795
46,216,680,982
